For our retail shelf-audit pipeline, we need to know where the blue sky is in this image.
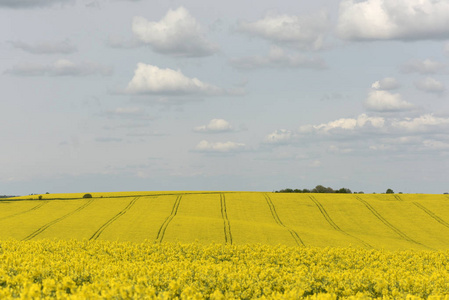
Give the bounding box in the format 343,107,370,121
1,0,449,195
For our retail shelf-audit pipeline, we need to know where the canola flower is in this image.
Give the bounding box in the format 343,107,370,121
1,240,449,299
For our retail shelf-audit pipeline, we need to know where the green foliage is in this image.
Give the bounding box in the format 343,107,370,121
335,188,352,194
83,193,93,198
386,189,394,194
276,186,351,193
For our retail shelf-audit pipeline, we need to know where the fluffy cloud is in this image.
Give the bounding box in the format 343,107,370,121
237,11,329,50
4,59,112,76
230,46,326,70
0,0,73,8
9,40,77,54
337,0,449,41
264,114,449,155
194,119,233,133
194,140,245,153
371,77,400,90
132,7,218,57
414,77,445,93
401,59,446,74
364,90,414,112
265,114,385,145
299,114,385,133
125,63,223,95
392,114,449,132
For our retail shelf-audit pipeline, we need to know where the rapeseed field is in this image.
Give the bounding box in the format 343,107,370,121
2,192,449,299
1,240,449,299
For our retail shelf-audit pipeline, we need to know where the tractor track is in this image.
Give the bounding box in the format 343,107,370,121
0,201,49,221
156,195,182,243
309,196,371,248
23,199,94,241
89,197,139,241
413,202,449,229
220,193,233,244
393,195,403,201
355,196,431,249
264,193,305,246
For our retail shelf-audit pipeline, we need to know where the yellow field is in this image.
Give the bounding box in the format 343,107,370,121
1,240,449,299
3,192,449,299
2,192,449,250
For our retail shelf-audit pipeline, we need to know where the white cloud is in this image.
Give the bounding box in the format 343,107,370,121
337,0,449,41
194,119,233,133
414,77,446,93
401,59,446,74
0,0,73,8
125,63,223,95
392,114,449,131
264,113,449,158
300,114,385,133
237,11,329,50
230,46,327,70
265,114,385,145
264,129,295,144
9,40,77,54
132,7,218,57
4,59,112,76
371,77,400,90
194,140,245,153
364,90,414,112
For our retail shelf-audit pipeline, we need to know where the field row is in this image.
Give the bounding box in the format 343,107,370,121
2,193,449,249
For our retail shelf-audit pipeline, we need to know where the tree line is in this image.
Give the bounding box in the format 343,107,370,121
275,185,397,194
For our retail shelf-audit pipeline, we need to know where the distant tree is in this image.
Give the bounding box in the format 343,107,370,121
83,193,93,198
302,189,311,193
276,188,296,193
336,188,352,194
386,188,394,194
312,185,334,193
38,195,43,200
358,191,364,194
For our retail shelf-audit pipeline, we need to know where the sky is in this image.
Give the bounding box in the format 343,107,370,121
1,0,449,195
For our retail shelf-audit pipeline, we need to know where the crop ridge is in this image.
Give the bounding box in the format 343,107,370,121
355,196,430,249
309,195,371,248
156,195,182,243
265,193,305,246
23,199,94,241
89,197,139,241
0,201,49,221
220,193,233,244
412,202,449,229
